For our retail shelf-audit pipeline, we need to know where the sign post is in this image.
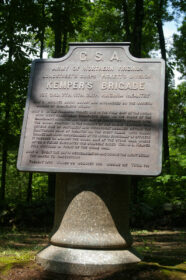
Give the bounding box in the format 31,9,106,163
17,43,165,276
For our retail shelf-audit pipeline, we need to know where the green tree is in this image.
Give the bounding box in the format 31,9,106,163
32,0,50,59
168,82,186,174
173,19,186,78
48,0,90,57
0,0,36,200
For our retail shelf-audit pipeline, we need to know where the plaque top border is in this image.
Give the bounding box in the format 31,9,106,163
30,42,165,65
69,42,131,46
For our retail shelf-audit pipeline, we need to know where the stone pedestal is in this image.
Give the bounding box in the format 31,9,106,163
36,173,140,276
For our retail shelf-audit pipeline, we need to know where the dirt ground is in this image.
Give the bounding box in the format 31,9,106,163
0,229,186,280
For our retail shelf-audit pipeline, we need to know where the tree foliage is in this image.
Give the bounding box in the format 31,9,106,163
173,19,186,78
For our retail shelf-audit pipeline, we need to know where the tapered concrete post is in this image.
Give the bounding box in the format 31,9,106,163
37,173,140,276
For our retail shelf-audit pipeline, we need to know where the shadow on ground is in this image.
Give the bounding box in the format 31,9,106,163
0,229,185,280
133,230,186,266
1,261,186,280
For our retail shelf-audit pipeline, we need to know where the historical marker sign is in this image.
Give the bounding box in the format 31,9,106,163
17,43,165,175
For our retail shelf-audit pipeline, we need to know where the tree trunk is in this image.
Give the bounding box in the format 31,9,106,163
48,173,56,198
122,0,131,41
27,172,33,202
1,103,10,200
39,0,46,59
157,18,170,171
53,2,62,58
62,30,67,56
39,28,45,59
54,28,62,58
1,149,7,200
131,0,144,57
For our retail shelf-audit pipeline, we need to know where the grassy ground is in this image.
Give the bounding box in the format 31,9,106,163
0,228,185,280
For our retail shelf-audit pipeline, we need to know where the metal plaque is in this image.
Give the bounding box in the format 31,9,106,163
17,43,165,175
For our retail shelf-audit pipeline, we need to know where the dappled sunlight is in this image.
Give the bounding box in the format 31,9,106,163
0,229,186,279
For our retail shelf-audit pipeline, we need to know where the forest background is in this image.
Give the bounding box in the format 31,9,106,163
0,0,185,230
